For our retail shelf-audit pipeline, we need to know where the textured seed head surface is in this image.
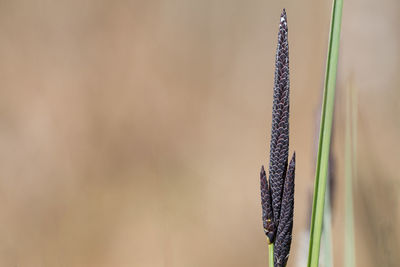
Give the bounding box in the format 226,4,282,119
260,165,275,243
268,7,290,230
274,152,295,267
260,8,296,267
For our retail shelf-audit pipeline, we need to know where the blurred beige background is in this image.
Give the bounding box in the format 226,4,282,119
0,0,399,266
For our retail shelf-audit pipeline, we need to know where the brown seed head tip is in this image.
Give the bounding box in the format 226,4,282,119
280,9,287,25
260,165,267,185
290,151,295,166
261,165,265,175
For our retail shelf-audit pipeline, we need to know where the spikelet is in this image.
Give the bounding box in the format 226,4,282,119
268,8,290,227
260,8,295,267
274,153,295,267
260,165,275,243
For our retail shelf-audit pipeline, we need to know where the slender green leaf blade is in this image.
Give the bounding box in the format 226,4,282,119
307,0,343,266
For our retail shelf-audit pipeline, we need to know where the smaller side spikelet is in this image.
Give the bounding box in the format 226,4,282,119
260,165,276,243
274,152,296,267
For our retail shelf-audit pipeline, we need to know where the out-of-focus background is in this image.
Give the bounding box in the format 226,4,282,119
0,0,399,266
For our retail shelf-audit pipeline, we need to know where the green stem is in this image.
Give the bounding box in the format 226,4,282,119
269,244,274,267
307,0,343,266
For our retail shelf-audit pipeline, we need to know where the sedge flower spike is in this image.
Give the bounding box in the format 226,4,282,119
260,8,296,267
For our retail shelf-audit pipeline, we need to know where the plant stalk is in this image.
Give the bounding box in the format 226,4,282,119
307,0,343,266
269,244,274,267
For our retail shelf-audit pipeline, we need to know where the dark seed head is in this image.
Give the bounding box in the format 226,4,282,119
274,152,295,267
268,7,290,227
260,165,276,243
260,8,295,266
